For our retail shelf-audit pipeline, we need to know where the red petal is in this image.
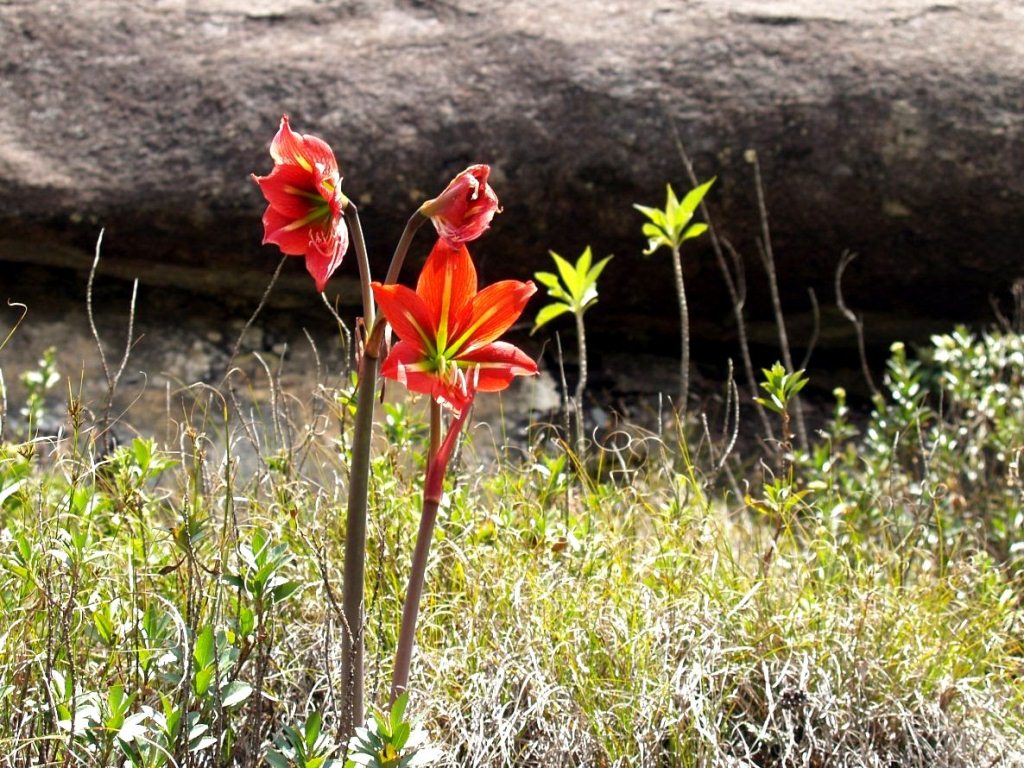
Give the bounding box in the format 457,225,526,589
301,134,341,179
269,115,340,179
450,280,536,355
457,341,538,393
372,283,436,352
304,218,349,292
380,340,436,396
255,164,323,218
261,207,313,255
415,239,477,347
269,116,306,166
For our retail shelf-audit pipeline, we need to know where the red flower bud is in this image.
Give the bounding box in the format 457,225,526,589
420,165,500,245
252,116,349,292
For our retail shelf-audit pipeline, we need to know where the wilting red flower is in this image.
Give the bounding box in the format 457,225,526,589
372,239,537,414
252,115,349,292
420,165,500,244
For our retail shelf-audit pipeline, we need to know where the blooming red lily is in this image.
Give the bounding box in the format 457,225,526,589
252,115,349,292
372,239,537,414
420,165,500,245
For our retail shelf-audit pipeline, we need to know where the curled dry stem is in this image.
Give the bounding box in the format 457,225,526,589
800,287,820,372
835,250,880,399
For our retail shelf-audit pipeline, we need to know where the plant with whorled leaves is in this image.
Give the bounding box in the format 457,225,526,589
634,178,714,416
532,247,612,446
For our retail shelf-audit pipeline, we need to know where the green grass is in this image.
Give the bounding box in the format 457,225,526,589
0,329,1021,767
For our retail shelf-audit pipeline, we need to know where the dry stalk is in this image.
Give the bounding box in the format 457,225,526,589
835,250,880,399
86,230,140,451
749,152,808,453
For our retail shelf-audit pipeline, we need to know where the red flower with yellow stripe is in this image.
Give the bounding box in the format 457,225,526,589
252,115,349,292
371,239,537,414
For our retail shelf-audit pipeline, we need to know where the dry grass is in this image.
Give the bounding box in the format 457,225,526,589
0,330,1021,767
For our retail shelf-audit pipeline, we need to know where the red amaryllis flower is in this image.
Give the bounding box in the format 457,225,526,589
420,165,500,244
252,115,349,292
372,239,537,414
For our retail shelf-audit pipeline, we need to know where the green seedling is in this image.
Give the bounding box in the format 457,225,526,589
635,178,714,414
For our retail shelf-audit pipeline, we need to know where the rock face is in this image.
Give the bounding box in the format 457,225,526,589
2,0,1023,355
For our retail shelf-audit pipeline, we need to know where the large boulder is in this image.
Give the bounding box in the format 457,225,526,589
2,0,1023,354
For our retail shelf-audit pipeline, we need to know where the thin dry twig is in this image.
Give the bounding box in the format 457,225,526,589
0,301,29,439
800,287,820,372
320,291,353,368
86,230,141,447
227,254,288,371
835,250,880,399
749,151,808,452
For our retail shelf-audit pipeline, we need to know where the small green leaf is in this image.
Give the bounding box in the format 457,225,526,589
270,581,302,603
754,396,783,415
372,707,391,739
392,721,411,751
665,183,680,215
532,302,572,333
633,203,667,229
93,607,114,645
190,735,217,752
239,605,255,638
194,667,214,697
221,574,244,590
586,255,614,285
576,245,593,277
550,251,582,301
390,692,409,735
641,223,668,246
193,625,215,669
533,271,564,293
679,176,716,217
117,712,148,744
305,711,323,747
220,681,252,709
681,222,708,242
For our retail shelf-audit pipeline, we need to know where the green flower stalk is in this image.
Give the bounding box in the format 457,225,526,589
532,247,612,449
370,240,537,702
635,178,714,418
255,118,501,737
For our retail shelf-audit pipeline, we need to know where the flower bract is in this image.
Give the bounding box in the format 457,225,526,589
372,239,537,414
252,115,349,292
420,165,500,244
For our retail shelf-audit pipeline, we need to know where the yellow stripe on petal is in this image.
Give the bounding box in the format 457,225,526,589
281,205,331,232
448,304,498,355
403,310,435,355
